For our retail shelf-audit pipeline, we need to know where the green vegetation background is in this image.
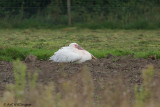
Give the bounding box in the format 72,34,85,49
0,0,160,29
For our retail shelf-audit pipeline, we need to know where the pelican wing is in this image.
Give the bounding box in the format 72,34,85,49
50,47,81,62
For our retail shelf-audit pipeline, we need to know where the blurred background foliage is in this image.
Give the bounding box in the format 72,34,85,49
0,0,160,29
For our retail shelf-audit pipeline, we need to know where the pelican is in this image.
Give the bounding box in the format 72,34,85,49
49,43,96,63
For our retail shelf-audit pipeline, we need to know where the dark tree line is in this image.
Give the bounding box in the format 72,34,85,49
0,0,159,28
0,0,159,17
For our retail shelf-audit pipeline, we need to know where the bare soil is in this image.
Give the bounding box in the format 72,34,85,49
0,55,160,101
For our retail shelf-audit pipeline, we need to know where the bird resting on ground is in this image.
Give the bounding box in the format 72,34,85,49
49,43,96,63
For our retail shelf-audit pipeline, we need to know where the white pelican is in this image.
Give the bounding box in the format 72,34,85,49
49,43,96,63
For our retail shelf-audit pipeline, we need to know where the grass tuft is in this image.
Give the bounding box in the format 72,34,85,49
134,65,154,107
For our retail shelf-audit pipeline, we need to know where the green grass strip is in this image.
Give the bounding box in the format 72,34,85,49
0,47,160,61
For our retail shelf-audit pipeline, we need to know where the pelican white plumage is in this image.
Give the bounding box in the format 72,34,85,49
49,43,96,63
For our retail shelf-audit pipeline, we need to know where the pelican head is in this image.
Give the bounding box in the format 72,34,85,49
69,43,84,50
69,43,96,60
